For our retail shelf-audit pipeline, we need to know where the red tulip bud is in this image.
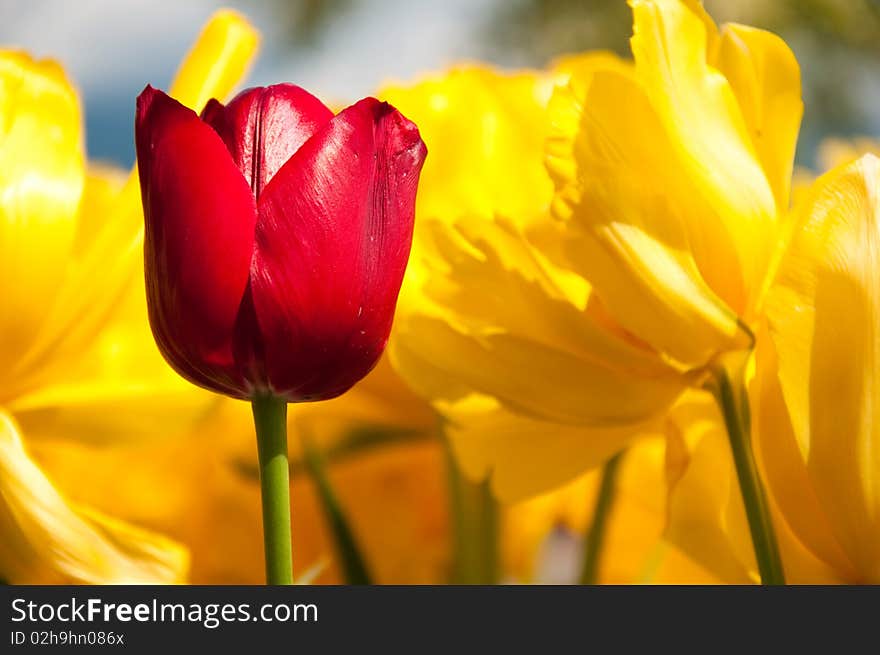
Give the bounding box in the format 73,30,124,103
135,84,426,401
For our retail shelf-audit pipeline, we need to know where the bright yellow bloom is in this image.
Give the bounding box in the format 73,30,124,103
383,61,689,502
0,11,259,584
384,0,803,503
548,0,801,368
373,61,718,561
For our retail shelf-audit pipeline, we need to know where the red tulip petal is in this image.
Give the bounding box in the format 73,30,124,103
201,84,333,197
248,97,427,400
136,85,257,397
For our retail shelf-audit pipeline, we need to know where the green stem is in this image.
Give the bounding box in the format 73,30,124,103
475,480,499,584
709,362,786,585
579,451,623,585
302,439,373,585
251,394,292,585
446,444,499,584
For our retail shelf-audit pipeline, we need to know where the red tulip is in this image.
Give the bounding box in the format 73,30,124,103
135,84,426,401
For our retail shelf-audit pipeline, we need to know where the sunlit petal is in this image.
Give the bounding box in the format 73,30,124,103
0,413,188,584
763,155,880,582
0,51,83,396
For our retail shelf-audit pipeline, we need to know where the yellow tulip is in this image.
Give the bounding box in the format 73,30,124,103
0,10,259,584
756,154,880,583
381,0,803,583
383,61,688,502
347,62,721,570
383,0,805,511
547,0,801,368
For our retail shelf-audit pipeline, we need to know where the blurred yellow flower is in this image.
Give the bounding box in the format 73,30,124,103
0,10,259,584
505,436,716,583
816,136,880,172
0,412,187,584
29,357,448,584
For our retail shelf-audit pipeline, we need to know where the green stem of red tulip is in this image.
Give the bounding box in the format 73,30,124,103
709,362,786,586
252,394,293,585
580,451,624,585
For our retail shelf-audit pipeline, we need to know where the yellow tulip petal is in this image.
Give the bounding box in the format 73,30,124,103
9,259,213,445
3,164,126,397
630,0,778,314
663,393,757,583
665,391,849,584
751,332,858,580
545,53,631,212
549,67,744,366
169,9,260,113
380,66,554,228
414,215,669,371
765,154,880,581
392,213,685,430
712,23,802,214
72,163,126,256
503,436,718,583
398,312,684,429
0,51,83,393
0,413,188,584
442,393,659,503
550,51,632,82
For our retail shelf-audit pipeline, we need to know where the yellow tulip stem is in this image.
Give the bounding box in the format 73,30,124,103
709,363,786,585
446,444,499,584
251,394,293,585
579,451,624,585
